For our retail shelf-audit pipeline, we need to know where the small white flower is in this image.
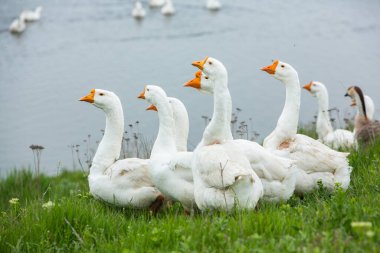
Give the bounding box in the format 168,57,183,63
9,198,19,205
42,201,55,209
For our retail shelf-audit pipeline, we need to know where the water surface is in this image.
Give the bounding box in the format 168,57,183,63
1,0,380,175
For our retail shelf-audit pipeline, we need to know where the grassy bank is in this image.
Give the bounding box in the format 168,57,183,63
1,144,380,252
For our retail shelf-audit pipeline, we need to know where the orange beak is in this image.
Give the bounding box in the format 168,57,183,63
192,56,209,70
79,89,95,103
146,104,158,111
184,70,202,89
261,60,279,75
138,89,145,99
303,81,313,92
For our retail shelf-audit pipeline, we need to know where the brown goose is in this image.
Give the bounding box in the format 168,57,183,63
345,86,380,147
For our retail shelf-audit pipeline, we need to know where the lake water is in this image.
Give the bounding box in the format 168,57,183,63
1,0,380,176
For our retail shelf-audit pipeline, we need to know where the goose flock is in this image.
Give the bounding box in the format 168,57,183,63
132,0,222,19
79,57,378,212
9,6,42,34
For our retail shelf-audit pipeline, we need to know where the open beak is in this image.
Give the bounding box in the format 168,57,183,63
303,81,313,92
192,56,209,70
146,104,157,111
79,89,95,103
261,60,279,75
184,70,202,89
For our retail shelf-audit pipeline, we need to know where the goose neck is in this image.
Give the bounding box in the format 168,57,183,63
316,91,333,138
151,97,177,158
276,77,300,138
91,103,124,174
200,78,233,146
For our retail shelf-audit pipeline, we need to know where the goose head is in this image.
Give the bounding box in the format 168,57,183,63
345,86,367,118
345,86,357,106
303,81,327,98
79,89,119,110
261,60,298,82
137,85,168,109
144,97,184,112
184,70,213,94
192,56,228,84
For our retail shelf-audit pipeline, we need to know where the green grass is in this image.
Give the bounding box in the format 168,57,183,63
1,144,380,253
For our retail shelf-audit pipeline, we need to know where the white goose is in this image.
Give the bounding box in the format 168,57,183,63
21,6,42,22
149,0,165,7
138,86,195,212
345,86,380,147
184,57,266,210
146,97,189,152
9,14,26,33
132,1,146,19
206,0,222,11
303,81,354,149
161,0,175,16
79,89,164,210
261,60,352,192
185,58,297,202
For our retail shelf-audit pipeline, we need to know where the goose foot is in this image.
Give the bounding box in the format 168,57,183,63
149,195,165,213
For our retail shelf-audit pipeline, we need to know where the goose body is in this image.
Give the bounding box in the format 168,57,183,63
261,60,351,192
346,86,380,148
161,0,175,16
207,0,222,11
132,1,146,19
79,89,163,210
21,6,42,22
363,95,375,121
138,86,195,211
149,0,165,7
185,63,297,202
186,57,296,209
9,15,26,33
303,81,354,149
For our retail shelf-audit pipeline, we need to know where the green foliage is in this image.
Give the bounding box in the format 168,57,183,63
1,143,380,252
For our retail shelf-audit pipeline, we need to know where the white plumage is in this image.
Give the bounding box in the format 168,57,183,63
303,81,354,149
21,6,42,22
161,0,175,16
79,89,163,210
149,0,166,7
185,59,297,203
9,15,26,34
139,85,196,212
206,0,222,11
261,60,352,192
190,58,263,210
132,1,146,19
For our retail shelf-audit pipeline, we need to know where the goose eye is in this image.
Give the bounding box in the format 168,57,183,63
208,61,212,65
99,93,104,96
281,65,285,68
147,89,149,91
205,76,209,79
